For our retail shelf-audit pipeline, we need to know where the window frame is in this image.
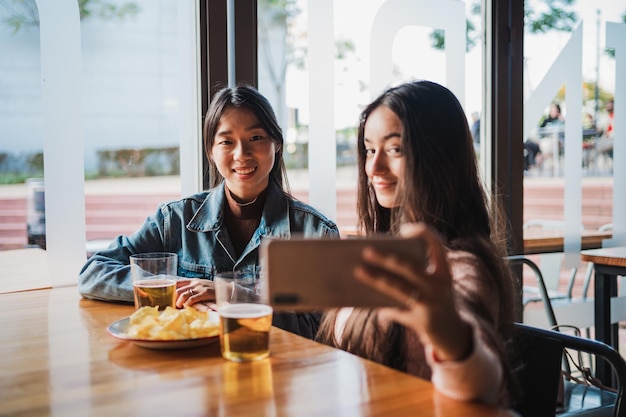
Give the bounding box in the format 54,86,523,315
197,0,526,314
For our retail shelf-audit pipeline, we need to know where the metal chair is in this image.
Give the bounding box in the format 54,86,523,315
522,220,583,306
507,254,590,330
507,255,558,327
511,322,626,417
507,255,596,372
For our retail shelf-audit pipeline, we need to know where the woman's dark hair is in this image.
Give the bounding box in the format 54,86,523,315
203,83,289,192
356,80,491,240
317,80,517,405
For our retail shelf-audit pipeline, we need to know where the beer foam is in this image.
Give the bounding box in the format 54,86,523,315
219,303,273,319
133,278,176,288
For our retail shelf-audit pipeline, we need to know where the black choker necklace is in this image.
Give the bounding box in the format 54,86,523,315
234,196,258,207
229,189,258,207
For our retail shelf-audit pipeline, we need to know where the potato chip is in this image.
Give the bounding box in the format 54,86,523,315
129,305,159,326
125,306,219,340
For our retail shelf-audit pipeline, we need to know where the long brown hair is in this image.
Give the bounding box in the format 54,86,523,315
316,80,517,401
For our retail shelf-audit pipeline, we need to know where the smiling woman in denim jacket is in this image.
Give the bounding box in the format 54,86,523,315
78,84,339,339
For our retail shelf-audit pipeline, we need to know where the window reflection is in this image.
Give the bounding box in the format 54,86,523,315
523,1,622,233
523,2,620,180
0,0,189,251
0,1,43,250
522,1,625,273
259,0,479,235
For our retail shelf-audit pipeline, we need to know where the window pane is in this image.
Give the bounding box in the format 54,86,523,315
258,0,482,236
0,0,198,253
81,1,187,253
0,2,43,250
523,1,620,230
522,0,623,284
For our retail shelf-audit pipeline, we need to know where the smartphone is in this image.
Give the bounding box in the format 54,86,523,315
259,236,426,310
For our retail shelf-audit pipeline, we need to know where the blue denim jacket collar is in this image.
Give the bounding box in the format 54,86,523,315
186,180,292,241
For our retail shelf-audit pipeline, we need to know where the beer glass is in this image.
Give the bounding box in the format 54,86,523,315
130,252,178,310
215,271,273,362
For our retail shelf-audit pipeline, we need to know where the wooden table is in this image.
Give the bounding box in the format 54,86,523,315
580,245,626,387
0,286,513,417
524,229,612,254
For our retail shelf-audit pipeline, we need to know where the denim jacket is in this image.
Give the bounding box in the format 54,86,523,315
78,181,339,338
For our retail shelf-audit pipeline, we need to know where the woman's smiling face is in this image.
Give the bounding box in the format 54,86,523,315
210,106,278,202
363,105,405,209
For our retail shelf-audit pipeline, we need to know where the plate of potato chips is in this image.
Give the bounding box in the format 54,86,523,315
107,305,220,349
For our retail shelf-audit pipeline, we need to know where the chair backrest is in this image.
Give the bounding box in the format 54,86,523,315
510,322,563,416
599,224,614,232
540,252,567,291
507,255,558,326
523,219,583,298
511,322,626,417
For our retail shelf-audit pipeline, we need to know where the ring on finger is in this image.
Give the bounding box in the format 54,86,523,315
188,288,195,297
404,290,420,309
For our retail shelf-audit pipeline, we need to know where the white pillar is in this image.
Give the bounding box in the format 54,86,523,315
35,0,87,286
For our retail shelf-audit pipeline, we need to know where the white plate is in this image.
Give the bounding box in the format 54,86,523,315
107,316,219,350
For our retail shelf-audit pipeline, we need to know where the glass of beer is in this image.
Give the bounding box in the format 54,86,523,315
130,252,178,310
215,271,273,362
